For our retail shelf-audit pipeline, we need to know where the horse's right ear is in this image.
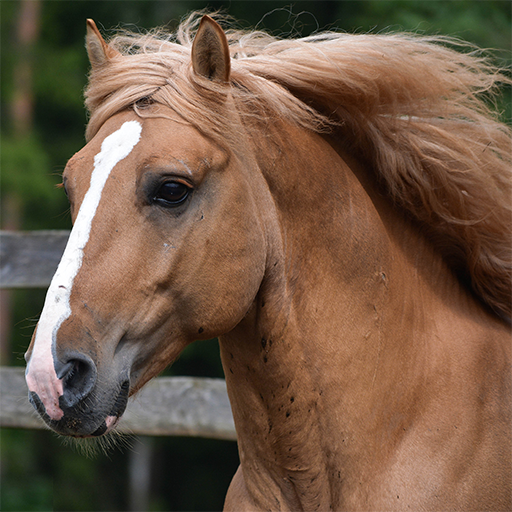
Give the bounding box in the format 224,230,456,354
191,16,231,82
86,19,121,68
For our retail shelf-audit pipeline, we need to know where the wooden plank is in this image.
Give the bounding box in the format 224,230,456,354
0,367,47,429
0,230,70,288
0,367,236,441
119,374,236,440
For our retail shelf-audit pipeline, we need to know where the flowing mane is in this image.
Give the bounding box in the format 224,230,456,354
85,12,512,319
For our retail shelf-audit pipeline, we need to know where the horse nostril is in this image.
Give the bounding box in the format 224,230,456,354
56,353,97,409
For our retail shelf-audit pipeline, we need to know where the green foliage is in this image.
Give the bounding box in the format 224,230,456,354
1,430,54,511
0,133,70,231
348,0,511,51
1,135,54,202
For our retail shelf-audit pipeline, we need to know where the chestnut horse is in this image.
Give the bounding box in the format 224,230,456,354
25,14,511,511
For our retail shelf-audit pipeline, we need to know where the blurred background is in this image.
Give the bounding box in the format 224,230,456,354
1,1,510,510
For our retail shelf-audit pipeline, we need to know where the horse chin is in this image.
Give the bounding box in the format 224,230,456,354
71,415,121,439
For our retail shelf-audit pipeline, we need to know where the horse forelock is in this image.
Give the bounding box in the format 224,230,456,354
84,11,511,319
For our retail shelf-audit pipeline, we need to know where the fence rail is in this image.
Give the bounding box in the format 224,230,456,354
0,230,236,440
0,230,70,288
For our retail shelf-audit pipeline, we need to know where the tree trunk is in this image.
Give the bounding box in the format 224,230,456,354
0,0,41,364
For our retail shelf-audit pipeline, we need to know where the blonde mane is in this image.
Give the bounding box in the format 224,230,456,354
85,12,512,319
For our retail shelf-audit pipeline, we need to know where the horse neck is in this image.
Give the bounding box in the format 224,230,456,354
223,120,490,370
218,122,505,503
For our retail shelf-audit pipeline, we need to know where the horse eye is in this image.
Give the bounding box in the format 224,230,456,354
154,181,191,206
58,180,69,198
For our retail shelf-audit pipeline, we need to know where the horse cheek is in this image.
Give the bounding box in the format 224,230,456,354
191,214,266,338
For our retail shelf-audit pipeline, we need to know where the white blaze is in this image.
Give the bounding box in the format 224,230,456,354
26,120,142,420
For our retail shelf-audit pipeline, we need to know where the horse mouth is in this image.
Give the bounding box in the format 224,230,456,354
93,380,130,436
29,379,130,438
86,415,121,437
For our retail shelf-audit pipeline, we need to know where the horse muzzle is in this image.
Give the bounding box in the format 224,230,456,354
26,351,130,437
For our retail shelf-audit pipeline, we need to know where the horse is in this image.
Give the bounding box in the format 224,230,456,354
25,13,511,511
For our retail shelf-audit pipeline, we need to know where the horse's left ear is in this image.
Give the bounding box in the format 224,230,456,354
86,19,121,68
191,16,231,83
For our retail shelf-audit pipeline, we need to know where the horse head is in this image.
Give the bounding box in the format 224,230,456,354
24,17,273,437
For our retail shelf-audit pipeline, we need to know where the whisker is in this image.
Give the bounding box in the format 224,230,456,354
61,429,135,458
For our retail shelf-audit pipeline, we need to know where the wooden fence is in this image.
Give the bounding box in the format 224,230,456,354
0,230,236,441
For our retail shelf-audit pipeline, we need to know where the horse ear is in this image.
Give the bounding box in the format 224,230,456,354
86,19,121,68
191,16,231,82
